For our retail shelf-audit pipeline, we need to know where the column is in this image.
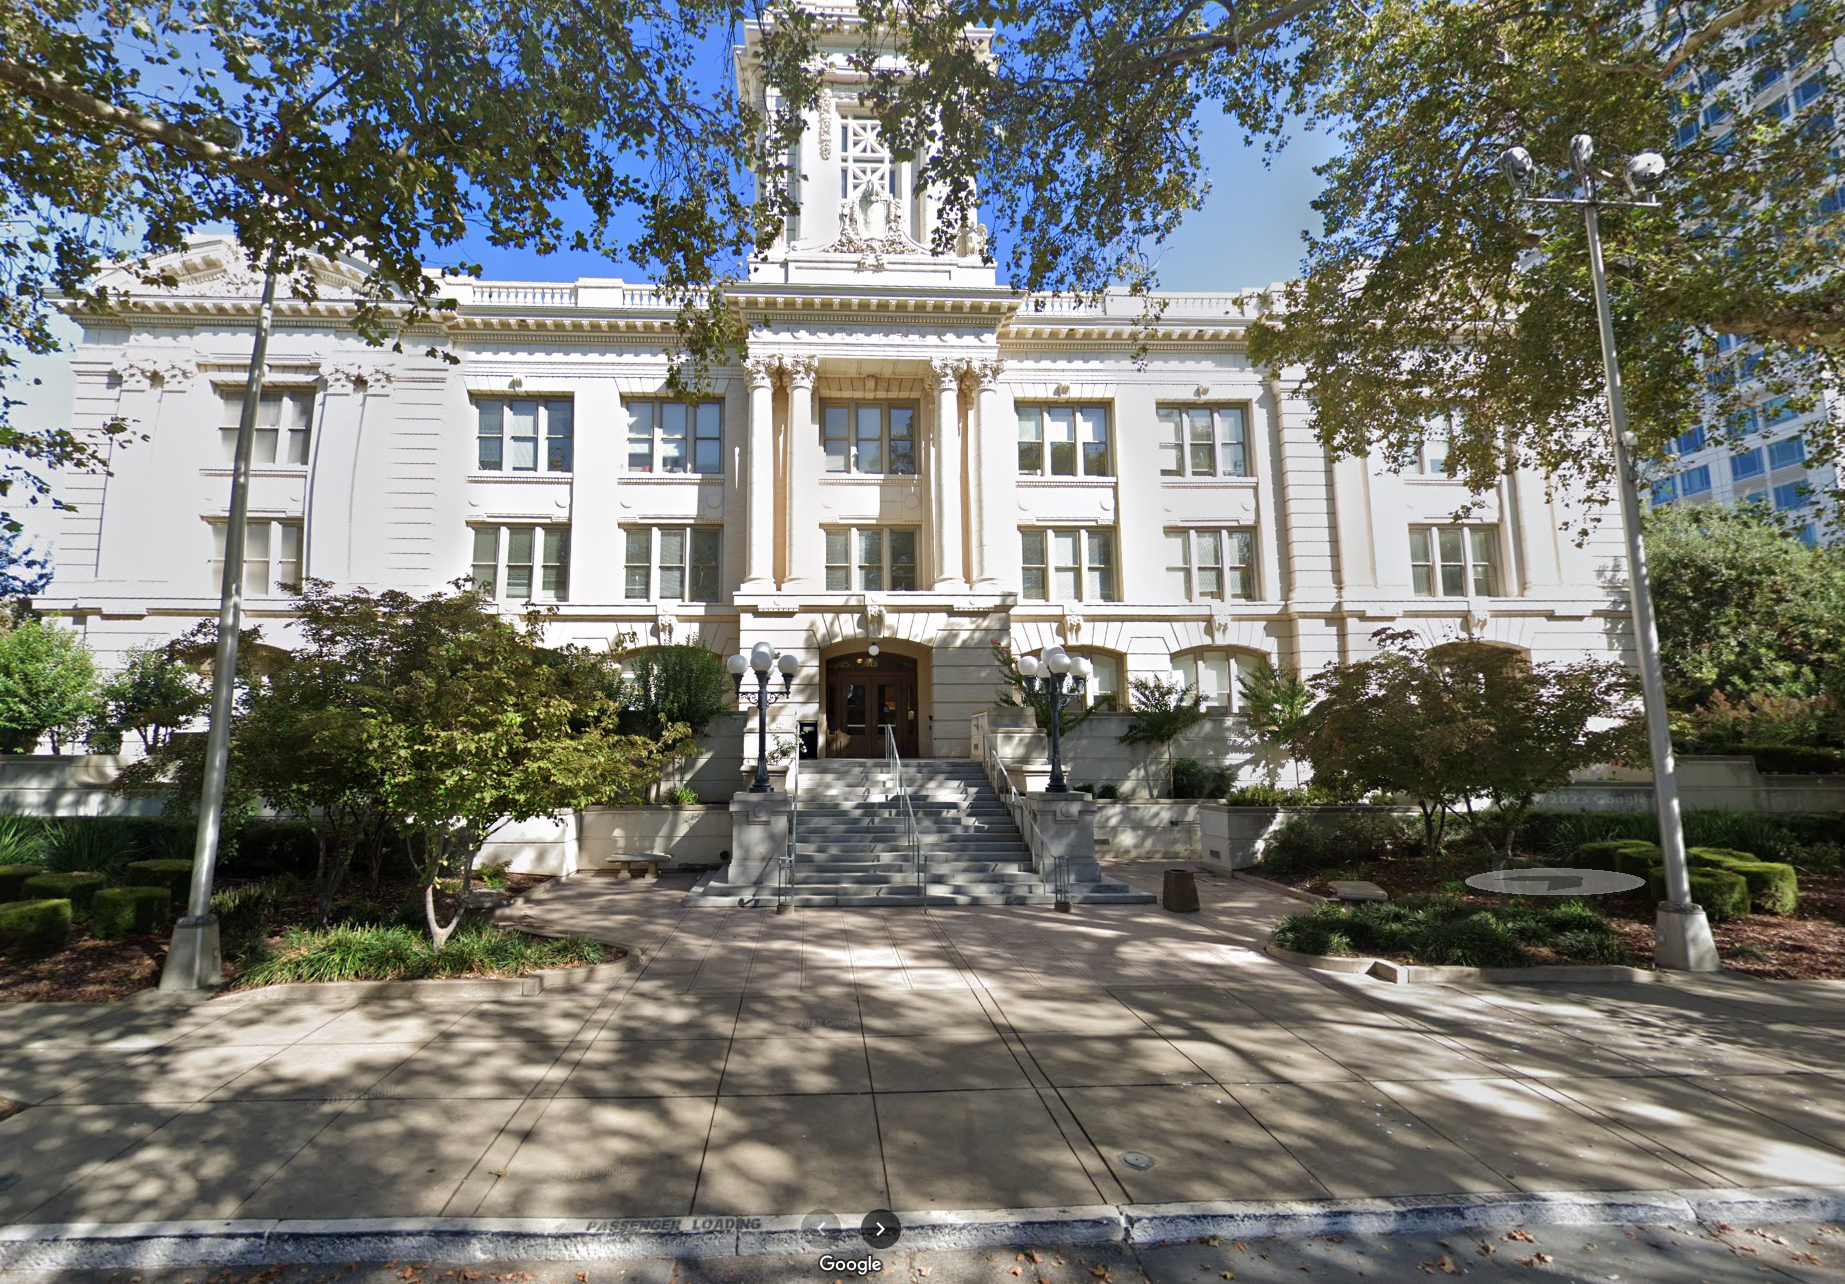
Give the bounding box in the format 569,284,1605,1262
742,357,779,591
930,358,968,591
783,356,824,591
970,360,1005,590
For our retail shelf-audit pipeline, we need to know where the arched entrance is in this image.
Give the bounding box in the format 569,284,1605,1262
824,650,920,758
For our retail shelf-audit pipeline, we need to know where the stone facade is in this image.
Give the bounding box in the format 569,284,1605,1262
37,14,1634,762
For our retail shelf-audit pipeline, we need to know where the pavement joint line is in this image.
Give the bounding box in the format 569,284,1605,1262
4,1188,1845,1269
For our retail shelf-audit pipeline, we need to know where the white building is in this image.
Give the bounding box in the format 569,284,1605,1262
38,11,1633,766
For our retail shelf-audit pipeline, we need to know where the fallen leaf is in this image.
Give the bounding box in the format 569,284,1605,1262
1029,1252,1042,1264
1233,1242,1249,1252
1502,1229,1535,1243
1792,1251,1824,1265
919,1271,930,1279
1515,1253,1553,1267
1221,1274,1236,1281
1196,1236,1221,1247
1009,1270,1021,1279
1476,1242,1495,1256
1091,1268,1111,1280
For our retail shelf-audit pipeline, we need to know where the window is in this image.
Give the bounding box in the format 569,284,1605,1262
1017,406,1111,477
476,398,573,473
1070,651,1122,710
623,526,720,601
1766,96,1792,121
823,404,916,476
1164,528,1257,601
626,400,721,475
1020,527,1116,601
1651,477,1678,506
823,527,919,592
1171,650,1262,711
1671,426,1706,455
1675,118,1699,147
1680,464,1713,496
1795,76,1826,108
219,388,313,466
1765,396,1799,425
1409,526,1500,597
1768,435,1807,470
1797,524,1820,549
1158,406,1250,478
470,525,569,601
210,518,302,597
1774,481,1813,511
1731,448,1766,480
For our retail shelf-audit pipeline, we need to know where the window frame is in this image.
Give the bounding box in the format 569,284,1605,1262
1767,435,1807,470
1170,649,1262,712
821,402,919,477
621,524,722,602
822,525,921,592
624,399,724,476
218,386,315,468
475,397,575,474
1408,524,1502,598
1019,526,1118,602
470,523,571,602
1164,527,1258,602
1156,405,1252,479
1015,404,1113,478
210,517,304,598
1680,464,1713,496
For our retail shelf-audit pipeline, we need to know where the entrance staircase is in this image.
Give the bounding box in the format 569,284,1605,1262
684,758,1153,907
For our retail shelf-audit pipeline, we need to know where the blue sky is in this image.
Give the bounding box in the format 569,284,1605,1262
6,110,1338,437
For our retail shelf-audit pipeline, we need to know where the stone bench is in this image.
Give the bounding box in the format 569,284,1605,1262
604,856,667,879
1329,879,1389,903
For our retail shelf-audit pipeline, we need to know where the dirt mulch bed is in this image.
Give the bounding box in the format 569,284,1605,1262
0,929,166,1004
1265,855,1845,980
0,870,560,1005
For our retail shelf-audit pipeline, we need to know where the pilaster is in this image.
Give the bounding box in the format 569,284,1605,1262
742,357,780,590
930,358,968,591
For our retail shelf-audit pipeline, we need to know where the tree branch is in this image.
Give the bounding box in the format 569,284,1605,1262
1657,0,1793,81
0,55,302,199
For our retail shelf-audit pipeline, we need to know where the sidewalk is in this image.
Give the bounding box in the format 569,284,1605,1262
3,861,1845,1253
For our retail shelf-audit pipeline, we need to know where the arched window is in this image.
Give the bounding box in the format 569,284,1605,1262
1170,649,1266,711
1068,649,1123,710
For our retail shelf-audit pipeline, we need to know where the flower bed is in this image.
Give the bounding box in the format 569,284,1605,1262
1273,895,1632,969
232,920,605,987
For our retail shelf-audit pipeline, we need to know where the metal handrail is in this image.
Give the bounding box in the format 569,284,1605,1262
780,732,800,913
884,724,924,902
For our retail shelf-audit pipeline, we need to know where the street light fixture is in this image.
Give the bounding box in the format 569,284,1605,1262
1016,644,1088,794
732,642,797,793
1499,133,1718,972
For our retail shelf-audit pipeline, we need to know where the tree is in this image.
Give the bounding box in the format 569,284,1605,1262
615,644,733,739
2,0,832,521
1646,502,1845,708
0,616,97,753
1236,656,1312,787
1296,629,1495,857
1118,676,1207,798
991,641,1104,737
862,0,1843,502
87,642,206,753
1430,642,1642,860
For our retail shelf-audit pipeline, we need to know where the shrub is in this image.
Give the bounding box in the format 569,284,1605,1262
20,870,106,917
1417,913,1529,968
1550,929,1633,965
1170,757,1232,800
91,885,172,938
1745,745,1845,775
1646,865,1750,922
0,619,99,753
1226,783,1305,807
124,859,194,902
233,819,322,877
1094,783,1120,800
0,863,46,901
662,785,699,805
235,920,604,986
0,815,45,866
476,862,512,889
1272,896,1622,968
1262,811,1418,875
212,874,304,960
0,898,72,955
1574,839,1661,879
38,819,141,877
1686,847,1799,915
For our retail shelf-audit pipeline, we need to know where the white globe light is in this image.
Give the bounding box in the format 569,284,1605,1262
751,650,773,674
867,644,880,657
1017,655,1041,678
726,654,749,677
1073,656,1094,680
611,663,624,683
1047,650,1073,676
777,652,799,676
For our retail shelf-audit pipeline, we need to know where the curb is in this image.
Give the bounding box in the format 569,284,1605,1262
197,955,635,1007
1263,939,1657,986
2,1188,1840,1268
1229,871,1328,906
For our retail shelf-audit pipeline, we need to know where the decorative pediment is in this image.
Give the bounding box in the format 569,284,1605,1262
94,236,377,301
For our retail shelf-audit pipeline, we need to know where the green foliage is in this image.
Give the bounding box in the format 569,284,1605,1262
0,862,45,900
1686,847,1800,915
1648,507,1845,711
1573,840,1662,879
211,874,304,961
1675,692,1845,754
0,815,42,865
662,785,701,806
1119,676,1207,797
0,898,71,956
1262,812,1419,875
1093,783,1120,800
475,862,512,889
0,618,97,752
37,818,139,877
1273,895,1626,968
1525,808,1837,866
123,859,194,902
1169,757,1233,800
234,921,604,987
1647,865,1752,922
991,643,1102,737
87,643,205,754
615,646,732,739
91,885,171,939
1745,745,1845,774
20,870,103,917
1236,657,1313,787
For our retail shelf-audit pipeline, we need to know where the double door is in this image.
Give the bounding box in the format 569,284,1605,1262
825,655,919,758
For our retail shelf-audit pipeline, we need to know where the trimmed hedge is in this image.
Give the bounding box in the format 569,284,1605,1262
1744,745,1845,775
1646,864,1751,922
124,859,195,902
0,863,47,901
91,885,173,939
20,870,106,917
1687,847,1800,915
0,898,72,955
1575,840,1662,879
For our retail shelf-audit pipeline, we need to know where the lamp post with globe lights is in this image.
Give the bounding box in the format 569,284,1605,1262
730,642,798,793
1498,134,1717,973
1017,644,1093,794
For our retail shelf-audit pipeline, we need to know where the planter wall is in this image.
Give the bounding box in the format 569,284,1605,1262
0,754,164,819
1538,756,1845,814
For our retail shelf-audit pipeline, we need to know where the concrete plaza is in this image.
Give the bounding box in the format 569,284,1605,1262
4,864,1845,1236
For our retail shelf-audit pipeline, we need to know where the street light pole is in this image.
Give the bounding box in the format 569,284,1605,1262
1017,645,1092,795
731,643,797,793
160,259,279,992
1501,136,1718,972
